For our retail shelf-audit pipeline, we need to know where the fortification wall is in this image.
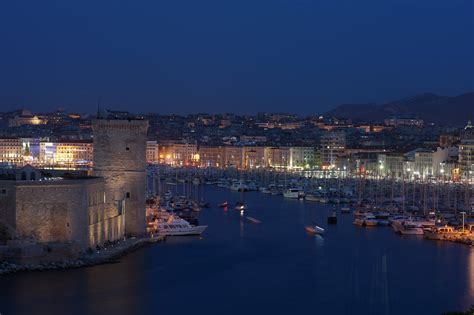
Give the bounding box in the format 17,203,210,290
12,179,108,250
0,182,17,242
92,119,148,236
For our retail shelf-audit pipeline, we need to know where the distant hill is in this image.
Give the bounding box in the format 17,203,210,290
323,92,473,126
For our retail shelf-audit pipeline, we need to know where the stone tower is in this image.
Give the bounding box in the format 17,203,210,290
92,119,149,236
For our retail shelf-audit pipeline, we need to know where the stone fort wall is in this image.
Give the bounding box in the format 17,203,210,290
92,119,148,236
0,178,125,250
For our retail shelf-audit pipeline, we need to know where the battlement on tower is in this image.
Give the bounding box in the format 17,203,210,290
92,119,148,133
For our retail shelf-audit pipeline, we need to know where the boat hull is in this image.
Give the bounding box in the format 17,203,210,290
157,225,207,236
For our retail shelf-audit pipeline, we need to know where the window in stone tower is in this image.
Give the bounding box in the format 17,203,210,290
126,192,131,199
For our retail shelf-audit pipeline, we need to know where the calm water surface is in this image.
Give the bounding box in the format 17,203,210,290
1,186,473,315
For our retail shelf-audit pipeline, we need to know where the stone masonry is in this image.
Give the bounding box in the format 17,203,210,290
92,119,149,236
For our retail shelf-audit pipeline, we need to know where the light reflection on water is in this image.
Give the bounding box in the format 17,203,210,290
0,186,472,315
468,248,474,304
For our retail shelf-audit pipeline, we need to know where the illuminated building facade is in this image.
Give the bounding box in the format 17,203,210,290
146,141,159,163
320,131,346,168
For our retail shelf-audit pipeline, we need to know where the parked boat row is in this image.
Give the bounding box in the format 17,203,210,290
146,195,208,237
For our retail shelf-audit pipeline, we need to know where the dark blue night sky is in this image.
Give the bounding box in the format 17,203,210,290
0,0,472,114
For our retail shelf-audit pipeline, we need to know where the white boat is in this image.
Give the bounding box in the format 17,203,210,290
305,194,319,202
284,188,304,199
156,217,207,236
259,187,272,194
399,223,424,235
305,225,325,235
230,181,249,192
192,178,200,185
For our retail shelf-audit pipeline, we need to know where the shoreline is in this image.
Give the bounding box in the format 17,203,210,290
0,235,165,276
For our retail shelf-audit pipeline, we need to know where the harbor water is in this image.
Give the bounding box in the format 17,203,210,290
1,186,473,314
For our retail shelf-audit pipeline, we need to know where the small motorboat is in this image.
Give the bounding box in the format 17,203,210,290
218,201,228,208
305,224,325,235
246,217,261,224
235,201,247,210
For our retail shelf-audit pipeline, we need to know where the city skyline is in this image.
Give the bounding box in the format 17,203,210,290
1,2,473,314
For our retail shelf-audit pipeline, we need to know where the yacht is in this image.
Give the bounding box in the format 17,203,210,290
424,226,458,240
398,223,424,235
283,188,304,199
305,194,319,202
230,181,249,192
364,214,378,227
156,217,207,236
259,186,272,194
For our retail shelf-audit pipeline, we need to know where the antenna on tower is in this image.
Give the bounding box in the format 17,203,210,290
97,97,102,119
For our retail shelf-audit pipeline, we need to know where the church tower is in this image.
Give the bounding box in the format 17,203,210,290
92,118,149,236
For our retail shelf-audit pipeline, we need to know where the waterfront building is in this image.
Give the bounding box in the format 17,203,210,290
377,153,404,178
411,147,450,179
288,147,315,169
39,140,93,168
265,147,290,169
54,140,93,167
459,121,474,182
320,131,346,168
459,142,474,181
223,146,244,169
173,143,199,166
0,138,41,165
158,142,198,166
243,146,266,169
0,138,23,164
146,141,159,163
198,146,224,168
